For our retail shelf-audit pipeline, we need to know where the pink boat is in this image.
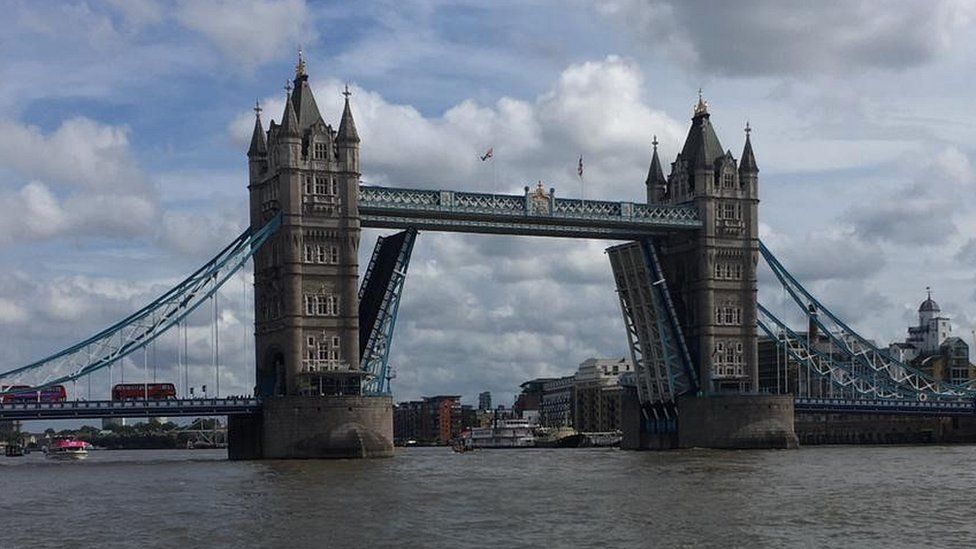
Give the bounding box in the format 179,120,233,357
46,437,89,461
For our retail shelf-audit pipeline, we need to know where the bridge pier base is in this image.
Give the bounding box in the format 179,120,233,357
228,396,393,460
677,394,798,449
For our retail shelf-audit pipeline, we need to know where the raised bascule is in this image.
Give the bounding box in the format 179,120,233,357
4,55,976,457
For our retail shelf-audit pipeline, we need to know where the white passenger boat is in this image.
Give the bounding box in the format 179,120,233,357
462,418,536,449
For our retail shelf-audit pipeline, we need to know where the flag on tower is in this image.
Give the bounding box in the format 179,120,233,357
578,155,584,178
480,147,493,161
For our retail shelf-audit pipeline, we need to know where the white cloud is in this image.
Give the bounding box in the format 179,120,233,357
0,298,27,325
0,117,151,193
176,0,314,70
0,117,158,246
599,0,976,77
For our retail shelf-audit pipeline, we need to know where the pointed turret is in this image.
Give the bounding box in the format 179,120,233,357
337,86,360,144
645,135,666,203
247,101,267,157
280,90,299,136
739,122,758,174
290,47,323,130
681,89,724,171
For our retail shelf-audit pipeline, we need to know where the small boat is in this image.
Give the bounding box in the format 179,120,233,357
46,437,89,461
451,438,473,453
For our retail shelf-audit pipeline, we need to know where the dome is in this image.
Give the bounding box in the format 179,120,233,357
919,296,940,313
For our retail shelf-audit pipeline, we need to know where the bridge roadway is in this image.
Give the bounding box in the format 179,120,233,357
358,185,701,238
3,396,974,421
794,397,976,416
0,398,261,421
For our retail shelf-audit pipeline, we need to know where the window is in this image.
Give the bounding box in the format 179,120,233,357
722,171,735,189
315,177,327,195
715,305,742,325
307,337,315,347
717,202,741,221
314,142,327,160
303,243,340,264
304,294,339,316
715,260,743,280
304,176,313,195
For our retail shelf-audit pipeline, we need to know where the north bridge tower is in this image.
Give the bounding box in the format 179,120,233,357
232,51,392,459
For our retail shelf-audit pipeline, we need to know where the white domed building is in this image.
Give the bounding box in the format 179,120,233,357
888,289,973,384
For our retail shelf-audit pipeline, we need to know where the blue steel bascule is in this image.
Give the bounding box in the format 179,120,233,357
1,57,974,451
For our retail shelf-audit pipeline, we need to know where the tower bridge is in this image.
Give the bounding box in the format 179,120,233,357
2,55,975,456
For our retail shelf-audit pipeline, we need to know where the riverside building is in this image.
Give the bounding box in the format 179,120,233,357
889,290,973,384
574,358,632,432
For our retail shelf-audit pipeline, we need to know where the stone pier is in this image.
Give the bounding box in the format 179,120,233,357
229,396,393,460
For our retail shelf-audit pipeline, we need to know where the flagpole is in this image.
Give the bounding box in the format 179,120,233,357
493,152,497,194
578,154,584,212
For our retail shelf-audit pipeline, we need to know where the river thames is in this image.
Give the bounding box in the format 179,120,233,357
2,445,975,548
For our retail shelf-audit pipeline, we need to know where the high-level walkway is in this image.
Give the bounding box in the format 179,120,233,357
358,185,701,238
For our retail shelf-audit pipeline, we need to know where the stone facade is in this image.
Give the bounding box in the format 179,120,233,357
574,358,632,432
648,94,759,394
248,53,363,397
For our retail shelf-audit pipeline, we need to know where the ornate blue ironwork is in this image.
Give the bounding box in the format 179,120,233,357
358,229,417,396
759,241,976,400
0,398,262,420
0,214,281,394
794,397,974,416
359,184,700,238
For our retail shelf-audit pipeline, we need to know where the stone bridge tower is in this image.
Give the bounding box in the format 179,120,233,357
647,92,760,394
247,53,362,398
232,52,392,459
639,93,796,449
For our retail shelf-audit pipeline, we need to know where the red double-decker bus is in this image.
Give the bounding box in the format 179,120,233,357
112,383,177,401
1,385,67,403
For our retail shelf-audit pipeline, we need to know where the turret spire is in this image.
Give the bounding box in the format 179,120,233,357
289,49,323,130
645,134,666,195
247,100,267,157
280,88,299,136
694,88,709,117
739,121,758,174
337,85,360,144
295,46,307,78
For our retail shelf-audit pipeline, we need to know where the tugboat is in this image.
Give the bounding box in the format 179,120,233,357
46,437,89,461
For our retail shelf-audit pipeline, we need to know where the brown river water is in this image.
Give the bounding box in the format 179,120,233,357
1,445,975,548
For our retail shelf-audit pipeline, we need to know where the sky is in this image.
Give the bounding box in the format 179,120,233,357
1,0,976,415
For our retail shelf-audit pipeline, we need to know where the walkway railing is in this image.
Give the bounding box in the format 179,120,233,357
0,398,262,420
359,185,700,238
